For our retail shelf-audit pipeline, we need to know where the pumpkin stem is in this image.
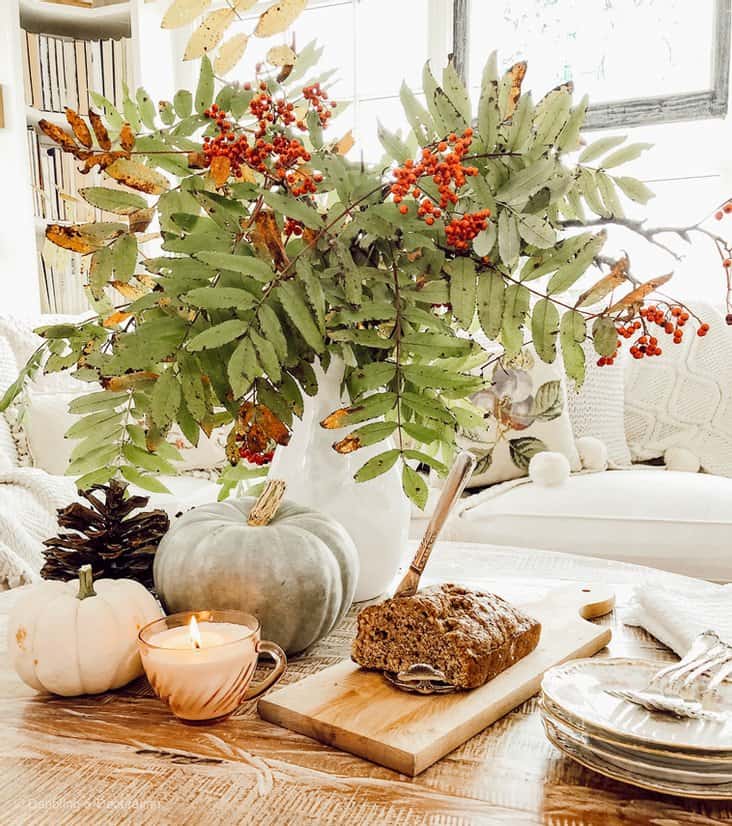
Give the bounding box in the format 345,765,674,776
247,479,287,526
76,564,97,600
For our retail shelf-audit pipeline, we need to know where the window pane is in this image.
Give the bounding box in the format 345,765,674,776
356,0,429,98
356,96,412,161
468,0,716,103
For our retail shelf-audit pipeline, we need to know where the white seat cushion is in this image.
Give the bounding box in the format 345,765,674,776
444,469,732,582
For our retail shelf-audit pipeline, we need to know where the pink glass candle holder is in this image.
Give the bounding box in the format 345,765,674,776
138,609,286,722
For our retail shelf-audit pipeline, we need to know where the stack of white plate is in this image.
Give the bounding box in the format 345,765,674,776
540,658,732,798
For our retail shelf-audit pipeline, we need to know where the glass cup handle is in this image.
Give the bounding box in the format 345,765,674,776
242,640,287,701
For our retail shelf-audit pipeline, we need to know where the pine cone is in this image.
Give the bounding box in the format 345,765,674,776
42,480,170,591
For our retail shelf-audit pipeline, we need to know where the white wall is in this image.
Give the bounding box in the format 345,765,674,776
0,0,41,317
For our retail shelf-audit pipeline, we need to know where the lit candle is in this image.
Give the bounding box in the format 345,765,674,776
138,610,287,722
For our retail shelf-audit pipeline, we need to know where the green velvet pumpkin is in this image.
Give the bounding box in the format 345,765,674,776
153,488,359,654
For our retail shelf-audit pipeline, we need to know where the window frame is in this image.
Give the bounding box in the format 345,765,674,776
451,0,732,129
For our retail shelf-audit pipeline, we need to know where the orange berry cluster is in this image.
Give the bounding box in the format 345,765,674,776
302,82,337,127
390,128,492,249
714,201,732,220
238,446,274,466
596,304,709,366
284,217,304,237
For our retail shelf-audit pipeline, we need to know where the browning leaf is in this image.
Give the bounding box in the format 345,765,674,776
335,130,355,156
128,207,155,233
45,223,100,254
101,371,158,390
266,44,296,67
187,151,209,169
320,407,353,429
333,434,361,453
255,0,307,37
504,61,527,117
80,151,127,174
38,120,79,155
119,122,136,152
607,273,673,314
102,310,134,328
110,281,149,300
576,257,629,308
226,401,290,461
161,0,212,29
65,108,93,149
277,63,294,84
184,8,235,60
214,33,249,75
251,209,288,271
210,155,231,187
89,109,112,151
105,158,170,195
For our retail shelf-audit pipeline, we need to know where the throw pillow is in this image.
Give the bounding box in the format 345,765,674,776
459,346,581,487
624,303,732,476
566,340,632,467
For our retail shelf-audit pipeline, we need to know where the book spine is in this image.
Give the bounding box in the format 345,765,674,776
48,37,59,112
22,32,32,107
39,35,50,111
113,38,123,109
76,40,88,115
63,39,77,111
102,39,114,103
27,33,42,109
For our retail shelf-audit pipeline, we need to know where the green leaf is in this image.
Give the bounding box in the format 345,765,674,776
516,213,556,249
258,305,288,362
88,246,114,298
187,319,249,351
296,259,325,333
531,90,571,154
123,444,177,475
338,420,398,449
600,143,653,170
509,436,546,471
401,332,471,358
261,191,323,229
399,81,433,145
250,328,281,384
477,269,505,339
531,298,560,364
184,287,255,310
402,462,428,510
89,92,123,130
174,89,193,118
68,390,127,415
195,252,274,281
177,396,201,443
579,135,627,164
80,187,147,215
442,60,471,122
497,158,555,207
547,231,606,295
377,122,411,163
322,392,397,429
402,449,447,476
401,391,455,424
112,233,137,282
75,466,117,490
423,62,447,134
477,52,499,149
334,241,362,305
278,281,324,352
613,176,655,205
560,309,587,386
596,172,624,219
66,444,119,476
402,421,442,444
446,258,477,328
151,371,181,428
349,362,396,398
501,283,530,357
402,364,481,392
195,56,214,114
557,94,588,153
530,380,562,421
122,87,141,131
354,449,400,482
120,465,171,494
136,87,156,129
592,316,618,357
506,91,534,152
498,210,520,269
65,409,121,439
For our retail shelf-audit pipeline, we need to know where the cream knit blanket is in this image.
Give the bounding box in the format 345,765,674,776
0,468,76,589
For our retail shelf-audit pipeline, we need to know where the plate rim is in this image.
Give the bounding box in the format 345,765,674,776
543,716,732,800
542,657,732,754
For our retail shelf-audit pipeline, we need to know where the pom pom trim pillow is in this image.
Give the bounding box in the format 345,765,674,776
459,347,581,487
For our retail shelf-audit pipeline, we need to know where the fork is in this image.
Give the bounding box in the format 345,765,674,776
606,630,732,721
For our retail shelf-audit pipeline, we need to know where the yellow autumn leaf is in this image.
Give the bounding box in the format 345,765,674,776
45,224,100,254
110,281,149,300
335,130,355,155
184,8,235,61
105,158,170,195
214,33,249,75
255,0,307,37
102,310,134,329
233,0,258,10
161,0,212,29
266,44,296,67
607,273,673,314
210,155,231,187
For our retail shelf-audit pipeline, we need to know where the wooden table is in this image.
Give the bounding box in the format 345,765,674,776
0,542,729,825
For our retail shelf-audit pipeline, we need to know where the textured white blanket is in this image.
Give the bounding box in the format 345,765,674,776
0,468,76,589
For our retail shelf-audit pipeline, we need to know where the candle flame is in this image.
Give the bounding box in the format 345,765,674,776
189,615,202,650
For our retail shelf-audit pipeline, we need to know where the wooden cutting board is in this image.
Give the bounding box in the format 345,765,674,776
258,583,615,776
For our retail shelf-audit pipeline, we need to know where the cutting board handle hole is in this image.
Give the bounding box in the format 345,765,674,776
581,587,591,592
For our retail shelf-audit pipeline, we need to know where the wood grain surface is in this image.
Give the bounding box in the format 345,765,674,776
0,542,730,826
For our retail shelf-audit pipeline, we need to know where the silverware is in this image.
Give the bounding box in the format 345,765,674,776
387,451,476,696
606,630,732,720
393,451,476,599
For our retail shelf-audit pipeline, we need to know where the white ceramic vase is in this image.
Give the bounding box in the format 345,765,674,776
269,358,410,602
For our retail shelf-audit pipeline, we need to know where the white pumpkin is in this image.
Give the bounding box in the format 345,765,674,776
8,565,162,696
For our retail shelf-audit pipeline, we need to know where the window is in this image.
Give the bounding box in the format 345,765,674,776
228,0,452,161
453,0,731,129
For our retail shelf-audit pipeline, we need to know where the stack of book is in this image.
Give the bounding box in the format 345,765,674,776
22,31,131,113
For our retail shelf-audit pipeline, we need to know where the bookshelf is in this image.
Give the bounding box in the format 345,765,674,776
0,0,183,315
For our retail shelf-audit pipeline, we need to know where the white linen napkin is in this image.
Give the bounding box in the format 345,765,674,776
625,583,732,656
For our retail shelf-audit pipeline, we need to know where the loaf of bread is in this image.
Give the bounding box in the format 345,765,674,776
352,583,541,689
